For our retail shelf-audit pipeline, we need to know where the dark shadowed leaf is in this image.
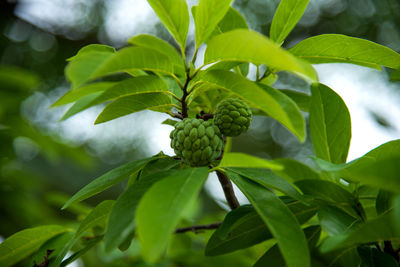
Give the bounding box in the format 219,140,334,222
358,247,399,267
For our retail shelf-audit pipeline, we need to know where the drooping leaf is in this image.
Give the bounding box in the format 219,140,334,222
320,211,400,252
290,34,400,70
217,152,282,170
60,91,103,121
199,70,306,142
193,0,232,47
280,89,310,112
91,47,175,80
104,157,180,252
204,29,317,81
227,171,310,267
136,167,209,262
94,92,172,124
310,83,351,164
270,0,310,45
62,156,158,209
227,167,303,201
52,82,116,107
147,0,189,51
127,34,184,76
0,225,70,267
208,7,248,41
65,44,115,89
357,247,399,267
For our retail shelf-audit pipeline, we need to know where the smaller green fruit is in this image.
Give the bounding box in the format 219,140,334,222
214,98,252,136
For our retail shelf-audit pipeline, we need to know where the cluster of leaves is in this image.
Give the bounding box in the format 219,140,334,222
1,0,400,266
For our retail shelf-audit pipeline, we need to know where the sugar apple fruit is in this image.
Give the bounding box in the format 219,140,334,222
214,98,252,136
170,118,224,166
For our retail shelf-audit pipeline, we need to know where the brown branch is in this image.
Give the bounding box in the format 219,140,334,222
171,112,184,120
175,222,222,234
180,71,190,118
216,170,240,210
196,112,214,121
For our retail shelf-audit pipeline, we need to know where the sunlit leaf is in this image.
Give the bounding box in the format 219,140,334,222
127,34,184,76
193,0,232,47
310,83,351,164
94,92,173,124
62,156,158,209
204,29,317,81
60,92,103,121
0,225,70,267
136,167,209,262
280,89,310,112
270,0,310,45
290,34,400,70
147,0,189,50
199,70,306,141
218,152,282,170
227,171,310,267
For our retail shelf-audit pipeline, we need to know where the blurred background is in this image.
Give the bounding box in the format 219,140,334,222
1,0,399,266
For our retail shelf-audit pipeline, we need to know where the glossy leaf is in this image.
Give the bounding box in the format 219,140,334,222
193,0,232,47
104,158,180,252
227,171,310,267
52,82,116,107
290,34,400,70
280,89,310,112
227,167,303,201
200,70,306,142
0,225,70,267
204,29,317,81
94,92,172,124
310,83,351,164
62,156,157,209
318,205,361,236
127,34,184,76
60,92,103,121
270,0,310,45
218,152,283,170
358,247,399,267
92,47,175,79
136,167,209,262
65,44,115,89
376,190,392,215
208,7,248,41
147,0,189,50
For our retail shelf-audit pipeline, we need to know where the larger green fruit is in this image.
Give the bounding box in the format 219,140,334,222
214,98,252,136
170,118,224,166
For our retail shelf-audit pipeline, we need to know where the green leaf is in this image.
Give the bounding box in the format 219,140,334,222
161,118,178,126
104,157,180,252
60,92,103,121
199,70,306,142
358,247,399,267
127,34,184,76
208,7,248,41
280,89,310,112
320,211,400,252
390,69,400,81
147,0,189,51
254,225,321,267
52,82,116,107
53,200,114,267
227,167,303,201
193,0,232,47
204,29,317,81
318,205,361,236
273,158,321,182
227,171,310,267
65,44,115,89
310,83,351,164
136,167,209,262
270,0,310,45
62,156,157,209
376,190,392,215
0,225,70,267
92,47,175,79
94,92,172,124
217,152,283,170
290,34,400,70
60,235,103,267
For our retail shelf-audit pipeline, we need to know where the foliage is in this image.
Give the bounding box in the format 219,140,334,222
2,0,400,266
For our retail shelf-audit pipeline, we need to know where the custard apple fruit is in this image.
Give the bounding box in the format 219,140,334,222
170,118,224,166
214,98,252,136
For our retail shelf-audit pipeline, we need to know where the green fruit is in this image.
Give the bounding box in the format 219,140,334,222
170,118,224,166
214,98,252,136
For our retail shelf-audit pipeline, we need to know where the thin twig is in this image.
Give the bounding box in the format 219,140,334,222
196,112,214,121
216,170,240,210
175,222,222,234
180,71,190,118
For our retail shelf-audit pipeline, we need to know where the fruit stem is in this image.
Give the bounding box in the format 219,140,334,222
180,70,190,118
175,222,222,234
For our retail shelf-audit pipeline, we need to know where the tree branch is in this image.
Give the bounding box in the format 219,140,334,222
180,71,190,118
175,222,222,234
216,170,240,210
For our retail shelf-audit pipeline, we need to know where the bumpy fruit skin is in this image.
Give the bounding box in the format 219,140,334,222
214,98,252,136
170,118,224,166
